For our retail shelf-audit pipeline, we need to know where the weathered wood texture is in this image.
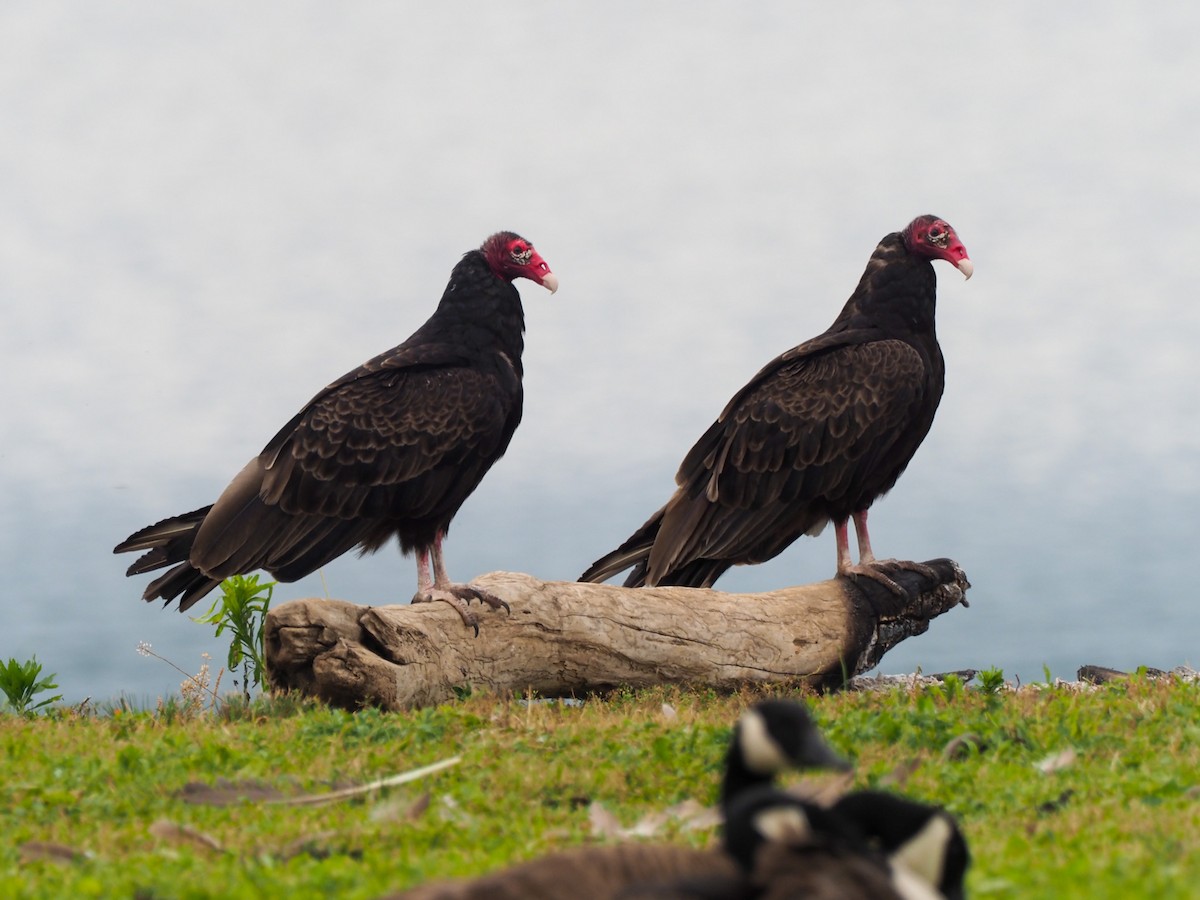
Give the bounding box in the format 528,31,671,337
264,559,969,711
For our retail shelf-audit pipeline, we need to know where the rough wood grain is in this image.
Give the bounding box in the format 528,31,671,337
264,559,969,710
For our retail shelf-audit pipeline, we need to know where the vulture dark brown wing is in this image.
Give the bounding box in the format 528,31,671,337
672,327,874,486
645,339,931,583
189,361,520,579
262,365,518,517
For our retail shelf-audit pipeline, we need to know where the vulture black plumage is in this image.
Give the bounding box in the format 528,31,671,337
580,215,971,591
115,232,558,633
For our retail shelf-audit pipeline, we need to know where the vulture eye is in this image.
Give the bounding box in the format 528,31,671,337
927,225,949,248
510,245,533,265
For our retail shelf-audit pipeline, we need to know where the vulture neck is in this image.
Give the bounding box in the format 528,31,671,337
832,232,939,339
422,249,527,373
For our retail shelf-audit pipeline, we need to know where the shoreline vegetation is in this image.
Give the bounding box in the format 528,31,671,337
3,668,1198,898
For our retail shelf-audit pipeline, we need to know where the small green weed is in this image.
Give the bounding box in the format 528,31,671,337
0,655,62,715
193,573,274,700
939,673,965,699
977,667,1007,694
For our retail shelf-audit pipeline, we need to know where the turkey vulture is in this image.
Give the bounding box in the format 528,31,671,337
580,215,971,591
115,231,558,633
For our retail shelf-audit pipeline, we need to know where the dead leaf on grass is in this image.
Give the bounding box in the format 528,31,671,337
588,802,627,839
588,798,721,840
942,733,987,761
406,791,432,820
149,819,223,853
666,798,721,832
18,841,87,865
369,790,433,823
1035,748,1077,774
878,758,921,788
179,779,285,806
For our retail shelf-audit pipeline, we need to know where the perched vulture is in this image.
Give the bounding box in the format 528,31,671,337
580,215,971,592
115,232,558,633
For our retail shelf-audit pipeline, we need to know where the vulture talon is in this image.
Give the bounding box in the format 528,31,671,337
876,558,940,582
413,579,509,635
469,588,511,615
443,583,510,615
414,588,483,636
839,564,908,598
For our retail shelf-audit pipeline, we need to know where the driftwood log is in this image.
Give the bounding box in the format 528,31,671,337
264,558,969,710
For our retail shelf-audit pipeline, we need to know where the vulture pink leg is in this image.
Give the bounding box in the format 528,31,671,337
415,546,435,594
411,531,510,636
835,509,939,595
834,510,906,596
852,509,876,563
835,519,855,573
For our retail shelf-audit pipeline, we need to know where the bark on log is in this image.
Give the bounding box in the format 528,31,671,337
264,558,969,711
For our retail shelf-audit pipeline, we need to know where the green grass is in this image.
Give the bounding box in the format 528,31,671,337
2,676,1198,899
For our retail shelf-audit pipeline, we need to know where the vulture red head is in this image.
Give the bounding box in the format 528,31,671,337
482,231,559,293
902,216,973,279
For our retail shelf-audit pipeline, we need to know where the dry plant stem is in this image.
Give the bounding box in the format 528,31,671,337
273,756,461,807
139,644,222,707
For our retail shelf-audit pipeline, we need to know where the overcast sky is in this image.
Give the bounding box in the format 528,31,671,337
2,2,1197,701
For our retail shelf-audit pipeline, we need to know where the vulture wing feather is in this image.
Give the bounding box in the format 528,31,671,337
647,340,931,583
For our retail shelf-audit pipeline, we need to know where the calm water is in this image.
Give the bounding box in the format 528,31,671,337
2,3,1198,703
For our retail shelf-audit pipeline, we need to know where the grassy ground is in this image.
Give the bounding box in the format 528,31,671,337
3,674,1198,899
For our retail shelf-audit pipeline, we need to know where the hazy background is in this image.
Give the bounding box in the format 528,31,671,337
2,2,1197,704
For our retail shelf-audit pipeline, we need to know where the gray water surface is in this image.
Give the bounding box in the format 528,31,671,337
2,2,1197,703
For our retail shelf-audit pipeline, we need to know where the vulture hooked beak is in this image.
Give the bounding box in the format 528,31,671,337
956,258,974,280
540,271,560,294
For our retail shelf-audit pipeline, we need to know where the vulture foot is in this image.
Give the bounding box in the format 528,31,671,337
839,558,938,597
412,584,511,637
876,558,941,581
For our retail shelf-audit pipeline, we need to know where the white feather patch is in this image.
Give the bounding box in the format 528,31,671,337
889,861,946,900
752,805,812,844
892,814,952,891
738,709,791,775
